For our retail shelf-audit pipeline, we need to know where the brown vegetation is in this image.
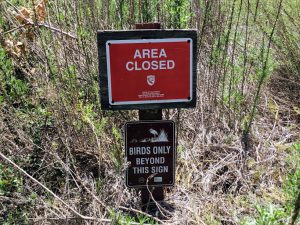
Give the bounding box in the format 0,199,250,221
0,0,299,224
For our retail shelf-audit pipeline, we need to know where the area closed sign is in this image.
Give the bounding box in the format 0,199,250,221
107,38,192,105
97,30,197,110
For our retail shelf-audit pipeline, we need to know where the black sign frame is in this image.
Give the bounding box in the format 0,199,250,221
97,29,197,110
125,120,176,188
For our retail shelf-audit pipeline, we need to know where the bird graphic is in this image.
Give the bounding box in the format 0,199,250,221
149,128,158,137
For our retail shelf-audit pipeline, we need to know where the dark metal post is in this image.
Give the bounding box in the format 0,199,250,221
135,22,164,212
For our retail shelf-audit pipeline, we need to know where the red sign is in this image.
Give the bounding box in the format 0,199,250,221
106,38,193,105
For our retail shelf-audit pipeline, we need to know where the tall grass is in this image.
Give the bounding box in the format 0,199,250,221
0,0,283,133
0,0,297,223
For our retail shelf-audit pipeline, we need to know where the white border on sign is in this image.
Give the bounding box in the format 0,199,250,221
125,120,176,188
106,38,193,106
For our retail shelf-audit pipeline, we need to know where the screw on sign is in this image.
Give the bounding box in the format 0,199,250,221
125,121,175,188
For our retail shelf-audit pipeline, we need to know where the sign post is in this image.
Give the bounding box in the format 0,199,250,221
97,22,197,215
136,23,165,213
125,120,175,210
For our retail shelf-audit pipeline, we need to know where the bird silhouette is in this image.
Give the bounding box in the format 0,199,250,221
149,128,158,137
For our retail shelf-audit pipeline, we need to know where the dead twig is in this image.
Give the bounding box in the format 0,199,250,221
3,0,76,39
2,22,77,39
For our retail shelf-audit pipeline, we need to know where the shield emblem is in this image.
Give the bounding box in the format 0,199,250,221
147,75,155,86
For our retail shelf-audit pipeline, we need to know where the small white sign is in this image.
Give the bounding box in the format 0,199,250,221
154,177,163,182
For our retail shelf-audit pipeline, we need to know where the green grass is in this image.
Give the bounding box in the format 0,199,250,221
242,142,300,224
0,0,299,224
109,209,156,225
0,164,29,225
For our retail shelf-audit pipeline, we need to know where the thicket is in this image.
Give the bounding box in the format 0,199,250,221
0,0,299,224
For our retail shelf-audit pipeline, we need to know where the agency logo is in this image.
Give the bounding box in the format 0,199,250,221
147,75,155,86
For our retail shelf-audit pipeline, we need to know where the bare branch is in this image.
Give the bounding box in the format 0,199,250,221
0,150,95,221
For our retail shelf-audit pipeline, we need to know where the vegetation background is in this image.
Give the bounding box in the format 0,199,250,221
0,0,299,224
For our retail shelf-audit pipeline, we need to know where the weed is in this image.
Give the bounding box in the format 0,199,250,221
0,164,29,225
0,164,22,195
109,209,156,225
0,0,299,224
242,142,300,224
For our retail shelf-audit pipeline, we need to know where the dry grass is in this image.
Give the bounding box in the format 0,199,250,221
0,0,299,224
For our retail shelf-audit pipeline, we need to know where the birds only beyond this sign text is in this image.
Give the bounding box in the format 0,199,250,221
125,121,175,188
